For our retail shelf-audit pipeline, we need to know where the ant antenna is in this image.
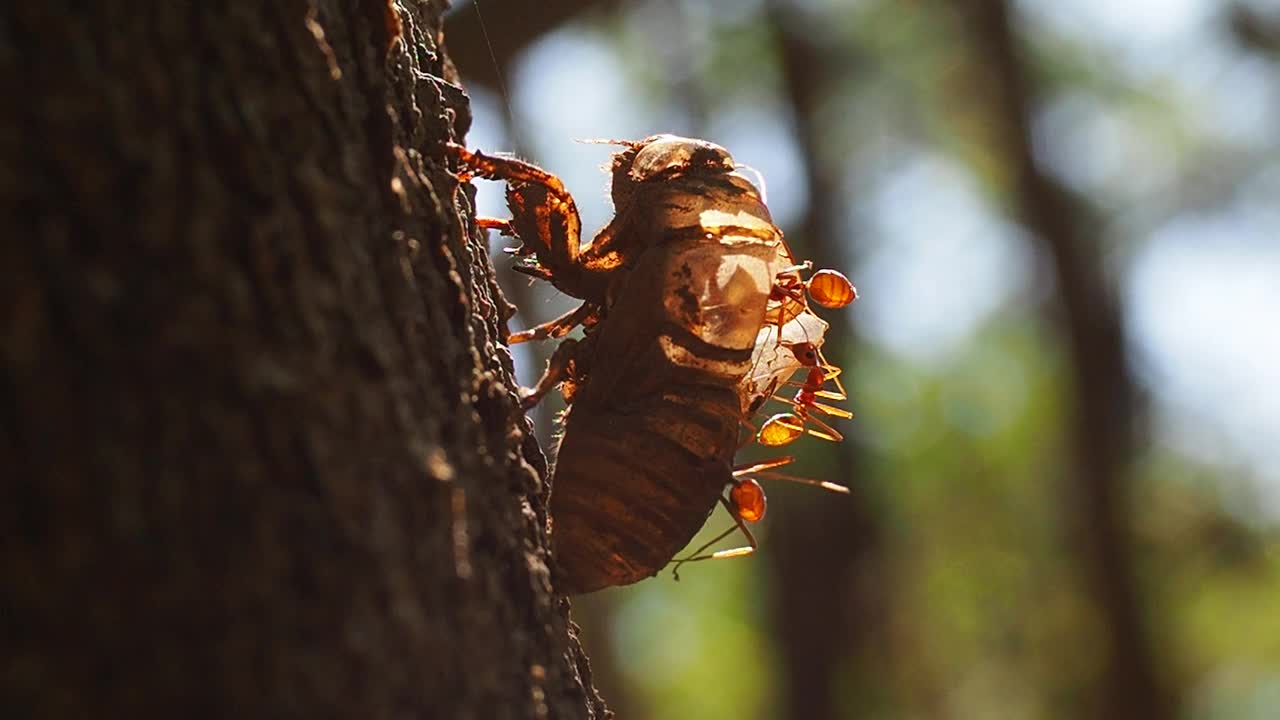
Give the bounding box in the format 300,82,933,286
750,471,850,494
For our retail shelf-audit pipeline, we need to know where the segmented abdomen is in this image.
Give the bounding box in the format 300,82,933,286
549,229,783,593
551,379,744,593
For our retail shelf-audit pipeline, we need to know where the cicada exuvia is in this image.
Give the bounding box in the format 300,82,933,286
449,135,857,593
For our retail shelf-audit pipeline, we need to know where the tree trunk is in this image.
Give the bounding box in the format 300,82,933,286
762,4,891,719
952,2,1176,718
1,2,606,718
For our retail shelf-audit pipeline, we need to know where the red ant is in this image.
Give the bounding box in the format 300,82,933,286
756,342,853,447
670,455,849,579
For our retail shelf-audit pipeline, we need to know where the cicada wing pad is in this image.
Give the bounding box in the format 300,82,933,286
660,237,785,355
573,233,782,411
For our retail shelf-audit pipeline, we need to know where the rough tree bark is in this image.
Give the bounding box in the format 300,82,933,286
1,2,606,718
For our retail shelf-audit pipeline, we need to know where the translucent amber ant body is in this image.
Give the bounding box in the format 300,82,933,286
807,269,857,308
757,343,853,446
730,478,767,522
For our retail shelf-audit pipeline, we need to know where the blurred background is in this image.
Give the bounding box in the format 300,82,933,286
446,1,1280,717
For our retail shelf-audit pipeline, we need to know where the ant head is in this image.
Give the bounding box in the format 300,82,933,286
785,341,820,367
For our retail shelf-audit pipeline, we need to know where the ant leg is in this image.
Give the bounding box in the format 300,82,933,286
803,413,845,443
764,293,805,336
816,351,849,400
756,411,806,447
670,524,738,581
670,496,758,581
762,269,802,336
518,338,579,410
750,470,850,494
810,400,854,420
776,379,845,402
759,405,845,444
508,303,596,345
733,456,795,476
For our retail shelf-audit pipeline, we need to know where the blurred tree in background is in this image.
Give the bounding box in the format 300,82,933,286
449,0,1280,718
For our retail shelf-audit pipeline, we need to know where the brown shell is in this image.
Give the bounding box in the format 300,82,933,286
549,184,784,593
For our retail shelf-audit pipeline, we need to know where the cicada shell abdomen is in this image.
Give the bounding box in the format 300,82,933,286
551,401,735,593
551,224,785,593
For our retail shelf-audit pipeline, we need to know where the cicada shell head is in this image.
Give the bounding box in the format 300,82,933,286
608,134,736,212
628,134,735,183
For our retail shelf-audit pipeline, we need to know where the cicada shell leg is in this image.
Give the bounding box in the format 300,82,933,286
670,495,759,581
446,143,574,201
446,143,584,282
476,217,516,235
518,337,579,410
476,217,532,258
507,302,597,345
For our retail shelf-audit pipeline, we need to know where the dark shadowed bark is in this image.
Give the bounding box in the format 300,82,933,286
1,2,606,718
952,1,1177,718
